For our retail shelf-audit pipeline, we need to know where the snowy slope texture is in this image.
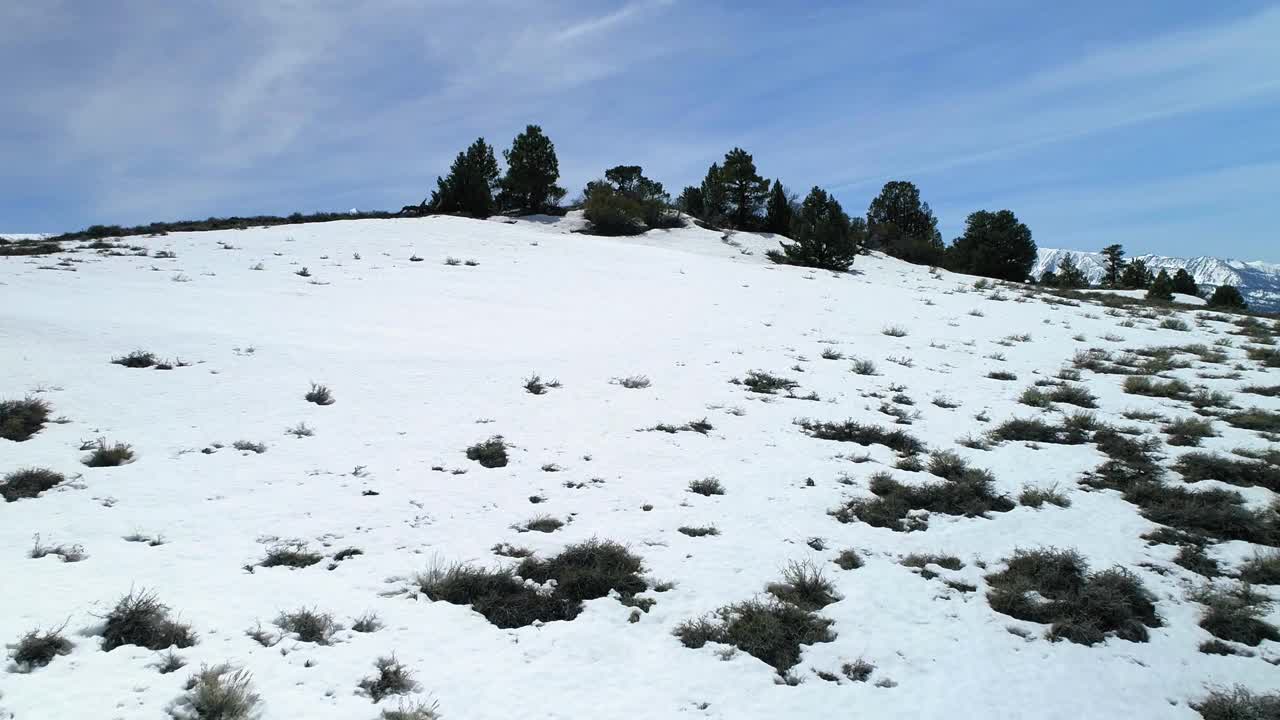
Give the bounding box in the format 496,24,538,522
1035,248,1280,312
2,214,1279,719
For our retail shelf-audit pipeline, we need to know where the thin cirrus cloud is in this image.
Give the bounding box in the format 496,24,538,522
1,0,1276,260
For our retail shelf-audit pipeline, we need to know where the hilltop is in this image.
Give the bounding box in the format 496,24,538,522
2,214,1278,719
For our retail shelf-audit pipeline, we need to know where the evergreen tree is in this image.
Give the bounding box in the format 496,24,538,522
764,179,793,235
581,165,676,235
1120,259,1152,289
945,209,1036,282
1054,255,1087,289
430,138,500,218
499,125,565,214
866,181,945,264
1207,285,1248,310
719,148,769,229
1039,269,1058,286
772,187,860,271
1146,270,1174,301
676,186,704,218
1171,268,1198,296
700,163,728,224
1101,244,1126,287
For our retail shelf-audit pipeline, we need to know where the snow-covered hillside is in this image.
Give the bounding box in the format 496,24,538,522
1035,248,1280,313
2,215,1278,719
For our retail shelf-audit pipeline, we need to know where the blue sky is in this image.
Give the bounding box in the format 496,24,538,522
3,1,1278,260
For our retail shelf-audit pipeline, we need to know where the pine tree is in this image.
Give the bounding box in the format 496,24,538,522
719,148,769,230
1101,244,1126,287
1207,285,1247,310
763,180,793,235
1055,255,1087,289
499,125,565,214
1120,259,1152,289
866,181,945,265
430,138,500,218
772,187,860,271
1171,268,1198,296
700,163,728,224
946,209,1036,282
676,186,704,218
581,165,675,235
1147,269,1174,301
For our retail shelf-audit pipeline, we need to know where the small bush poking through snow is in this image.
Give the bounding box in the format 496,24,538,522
1173,545,1221,578
1193,686,1280,720
985,548,1160,645
466,436,509,468
1019,485,1071,508
285,422,314,438
231,440,266,454
842,659,875,682
850,358,879,376
304,382,335,405
1163,417,1218,447
519,515,564,533
10,625,73,671
831,468,1014,531
83,439,135,467
1174,453,1280,492
612,375,651,389
766,560,841,610
1239,551,1280,585
1192,583,1279,646
734,370,800,395
674,598,835,674
795,419,925,455
834,549,864,570
171,663,261,720
380,700,443,720
0,396,51,442
1123,375,1192,399
111,350,157,368
688,477,725,496
274,608,342,645
352,612,383,633
902,554,964,572
881,325,908,337
258,541,323,569
418,540,646,628
1222,408,1280,433
986,370,1018,381
678,526,719,537
359,656,420,702
1,468,64,502
101,589,196,651
523,373,562,395
29,535,85,562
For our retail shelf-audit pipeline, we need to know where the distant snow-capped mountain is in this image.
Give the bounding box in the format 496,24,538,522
1034,249,1280,313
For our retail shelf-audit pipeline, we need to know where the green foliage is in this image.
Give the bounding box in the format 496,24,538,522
674,598,835,673
763,179,793,235
772,187,860,271
699,162,728,223
1207,285,1248,310
1146,269,1174,301
866,180,944,264
676,185,704,218
719,148,769,229
582,165,677,235
1171,268,1198,296
946,209,1036,281
0,396,50,442
498,125,565,214
1052,255,1088,289
1120,259,1151,289
430,137,500,217
1100,244,1125,287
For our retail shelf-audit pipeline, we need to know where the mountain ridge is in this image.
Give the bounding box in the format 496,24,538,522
1034,248,1280,312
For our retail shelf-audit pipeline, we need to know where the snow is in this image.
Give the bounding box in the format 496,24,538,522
1076,288,1208,306
2,215,1278,719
